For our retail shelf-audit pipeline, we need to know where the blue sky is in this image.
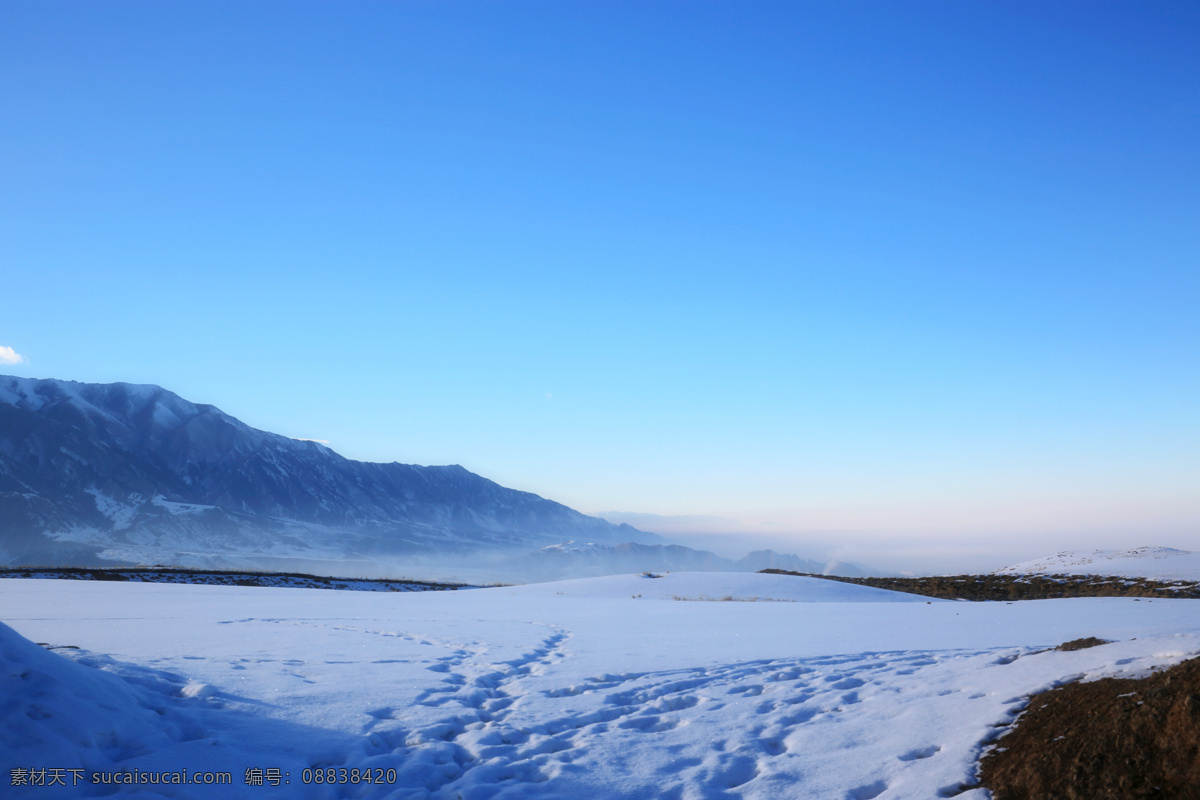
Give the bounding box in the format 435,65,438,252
3,1,1197,568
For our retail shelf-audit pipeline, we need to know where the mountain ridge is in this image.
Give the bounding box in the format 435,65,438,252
0,375,656,568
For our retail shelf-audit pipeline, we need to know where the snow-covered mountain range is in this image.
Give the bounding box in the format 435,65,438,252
996,547,1200,581
0,375,872,580
0,376,658,569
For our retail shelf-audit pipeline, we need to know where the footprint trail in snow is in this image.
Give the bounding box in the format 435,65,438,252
355,638,1089,800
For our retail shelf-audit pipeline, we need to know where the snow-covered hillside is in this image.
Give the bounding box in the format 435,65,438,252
4,572,1198,798
0,375,865,582
997,547,1200,581
0,375,654,568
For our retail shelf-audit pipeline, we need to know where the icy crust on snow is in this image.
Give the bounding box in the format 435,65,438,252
3,576,1200,799
997,547,1200,581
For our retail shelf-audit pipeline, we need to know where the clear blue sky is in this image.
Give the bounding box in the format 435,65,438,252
3,1,1197,568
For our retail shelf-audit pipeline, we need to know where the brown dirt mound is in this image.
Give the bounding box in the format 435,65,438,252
1055,636,1110,651
979,656,1200,799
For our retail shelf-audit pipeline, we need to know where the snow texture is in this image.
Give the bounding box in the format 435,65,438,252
3,572,1199,798
997,547,1200,581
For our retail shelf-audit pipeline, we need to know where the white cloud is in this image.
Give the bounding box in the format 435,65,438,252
0,346,25,365
293,438,331,445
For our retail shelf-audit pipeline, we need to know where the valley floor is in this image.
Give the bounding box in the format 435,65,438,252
3,572,1199,799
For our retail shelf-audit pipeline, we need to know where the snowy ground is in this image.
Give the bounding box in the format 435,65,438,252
4,572,1200,799
996,546,1200,581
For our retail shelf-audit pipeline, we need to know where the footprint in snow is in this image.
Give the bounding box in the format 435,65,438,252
898,745,941,761
847,779,888,799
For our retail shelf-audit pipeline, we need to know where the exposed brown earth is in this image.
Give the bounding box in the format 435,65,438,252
1055,636,1111,652
758,569,1200,600
979,654,1200,800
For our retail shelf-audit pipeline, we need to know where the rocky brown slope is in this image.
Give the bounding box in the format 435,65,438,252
979,653,1200,799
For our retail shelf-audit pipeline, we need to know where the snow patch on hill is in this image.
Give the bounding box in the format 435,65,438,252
997,547,1200,581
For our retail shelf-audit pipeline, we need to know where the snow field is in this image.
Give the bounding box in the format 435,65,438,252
997,547,1200,581
3,573,1200,799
